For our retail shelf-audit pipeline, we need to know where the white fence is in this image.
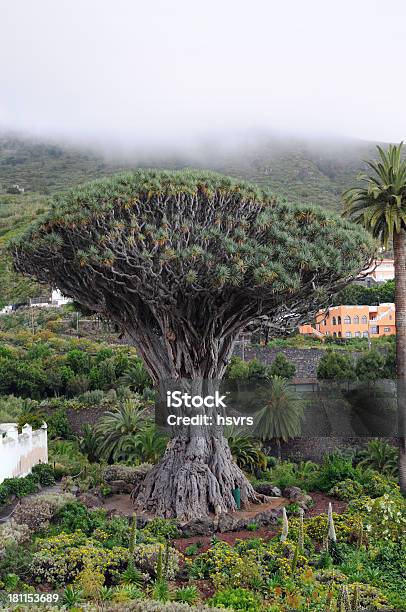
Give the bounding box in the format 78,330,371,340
0,423,48,484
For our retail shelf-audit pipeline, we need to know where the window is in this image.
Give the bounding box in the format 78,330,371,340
338,331,342,337
344,316,351,324
355,331,360,337
337,316,342,324
384,327,390,332
363,331,369,337
370,326,378,334
323,319,327,326
345,331,352,338
332,317,336,325
333,332,337,337
354,316,359,324
361,315,367,324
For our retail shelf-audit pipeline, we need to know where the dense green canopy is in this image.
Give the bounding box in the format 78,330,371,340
11,169,374,379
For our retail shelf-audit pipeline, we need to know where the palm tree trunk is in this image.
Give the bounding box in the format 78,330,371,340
393,230,406,494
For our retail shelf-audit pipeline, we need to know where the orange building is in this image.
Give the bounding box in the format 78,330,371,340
299,303,396,339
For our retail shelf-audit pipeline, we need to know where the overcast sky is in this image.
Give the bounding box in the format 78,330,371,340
1,0,406,151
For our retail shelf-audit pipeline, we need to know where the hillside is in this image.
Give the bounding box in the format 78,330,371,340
0,133,377,208
0,132,381,307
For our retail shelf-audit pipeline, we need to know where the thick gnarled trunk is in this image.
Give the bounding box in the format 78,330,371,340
126,321,262,519
393,230,406,494
132,434,260,520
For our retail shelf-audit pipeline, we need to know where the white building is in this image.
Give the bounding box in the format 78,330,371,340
0,305,13,315
0,423,48,484
362,259,395,284
29,288,72,308
51,289,72,307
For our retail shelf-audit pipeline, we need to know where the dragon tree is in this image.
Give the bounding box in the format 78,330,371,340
11,170,374,519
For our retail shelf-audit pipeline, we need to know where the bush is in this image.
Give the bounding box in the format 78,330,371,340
0,474,39,506
30,530,129,586
315,453,355,492
132,543,182,579
46,408,73,440
31,463,56,486
143,518,180,542
0,520,31,558
329,479,364,501
269,352,296,379
317,350,355,381
208,587,262,611
364,494,406,543
13,493,75,531
103,463,153,485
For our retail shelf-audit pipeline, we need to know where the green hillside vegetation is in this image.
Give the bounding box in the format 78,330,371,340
0,192,50,307
0,132,385,306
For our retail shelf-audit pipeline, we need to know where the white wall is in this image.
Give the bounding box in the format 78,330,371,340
0,423,48,484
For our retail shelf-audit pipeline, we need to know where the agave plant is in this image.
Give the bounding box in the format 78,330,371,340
95,398,150,462
357,439,398,476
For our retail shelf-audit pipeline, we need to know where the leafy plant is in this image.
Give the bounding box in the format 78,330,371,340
95,398,149,462
208,587,262,611
357,439,398,476
225,428,267,474
173,585,199,604
269,352,296,379
62,585,84,609
254,376,304,457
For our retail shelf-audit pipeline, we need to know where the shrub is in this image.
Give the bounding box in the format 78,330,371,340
143,518,180,542
133,543,182,579
0,520,31,558
291,512,363,545
364,494,406,543
317,350,355,381
188,541,263,589
329,479,364,501
356,439,398,476
315,453,355,492
174,585,199,604
31,530,129,586
103,463,153,485
13,493,75,531
31,462,56,486
0,474,39,506
269,352,296,379
347,582,388,610
46,408,73,440
208,587,262,611
362,471,401,498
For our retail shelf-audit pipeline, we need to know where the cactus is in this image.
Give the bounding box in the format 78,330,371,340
327,502,337,543
298,507,304,552
156,545,163,582
291,541,299,572
280,507,289,542
129,512,137,555
351,584,360,612
164,537,170,578
337,585,351,612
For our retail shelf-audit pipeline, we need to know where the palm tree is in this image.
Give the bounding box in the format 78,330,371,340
254,376,305,459
343,143,406,493
95,398,150,462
